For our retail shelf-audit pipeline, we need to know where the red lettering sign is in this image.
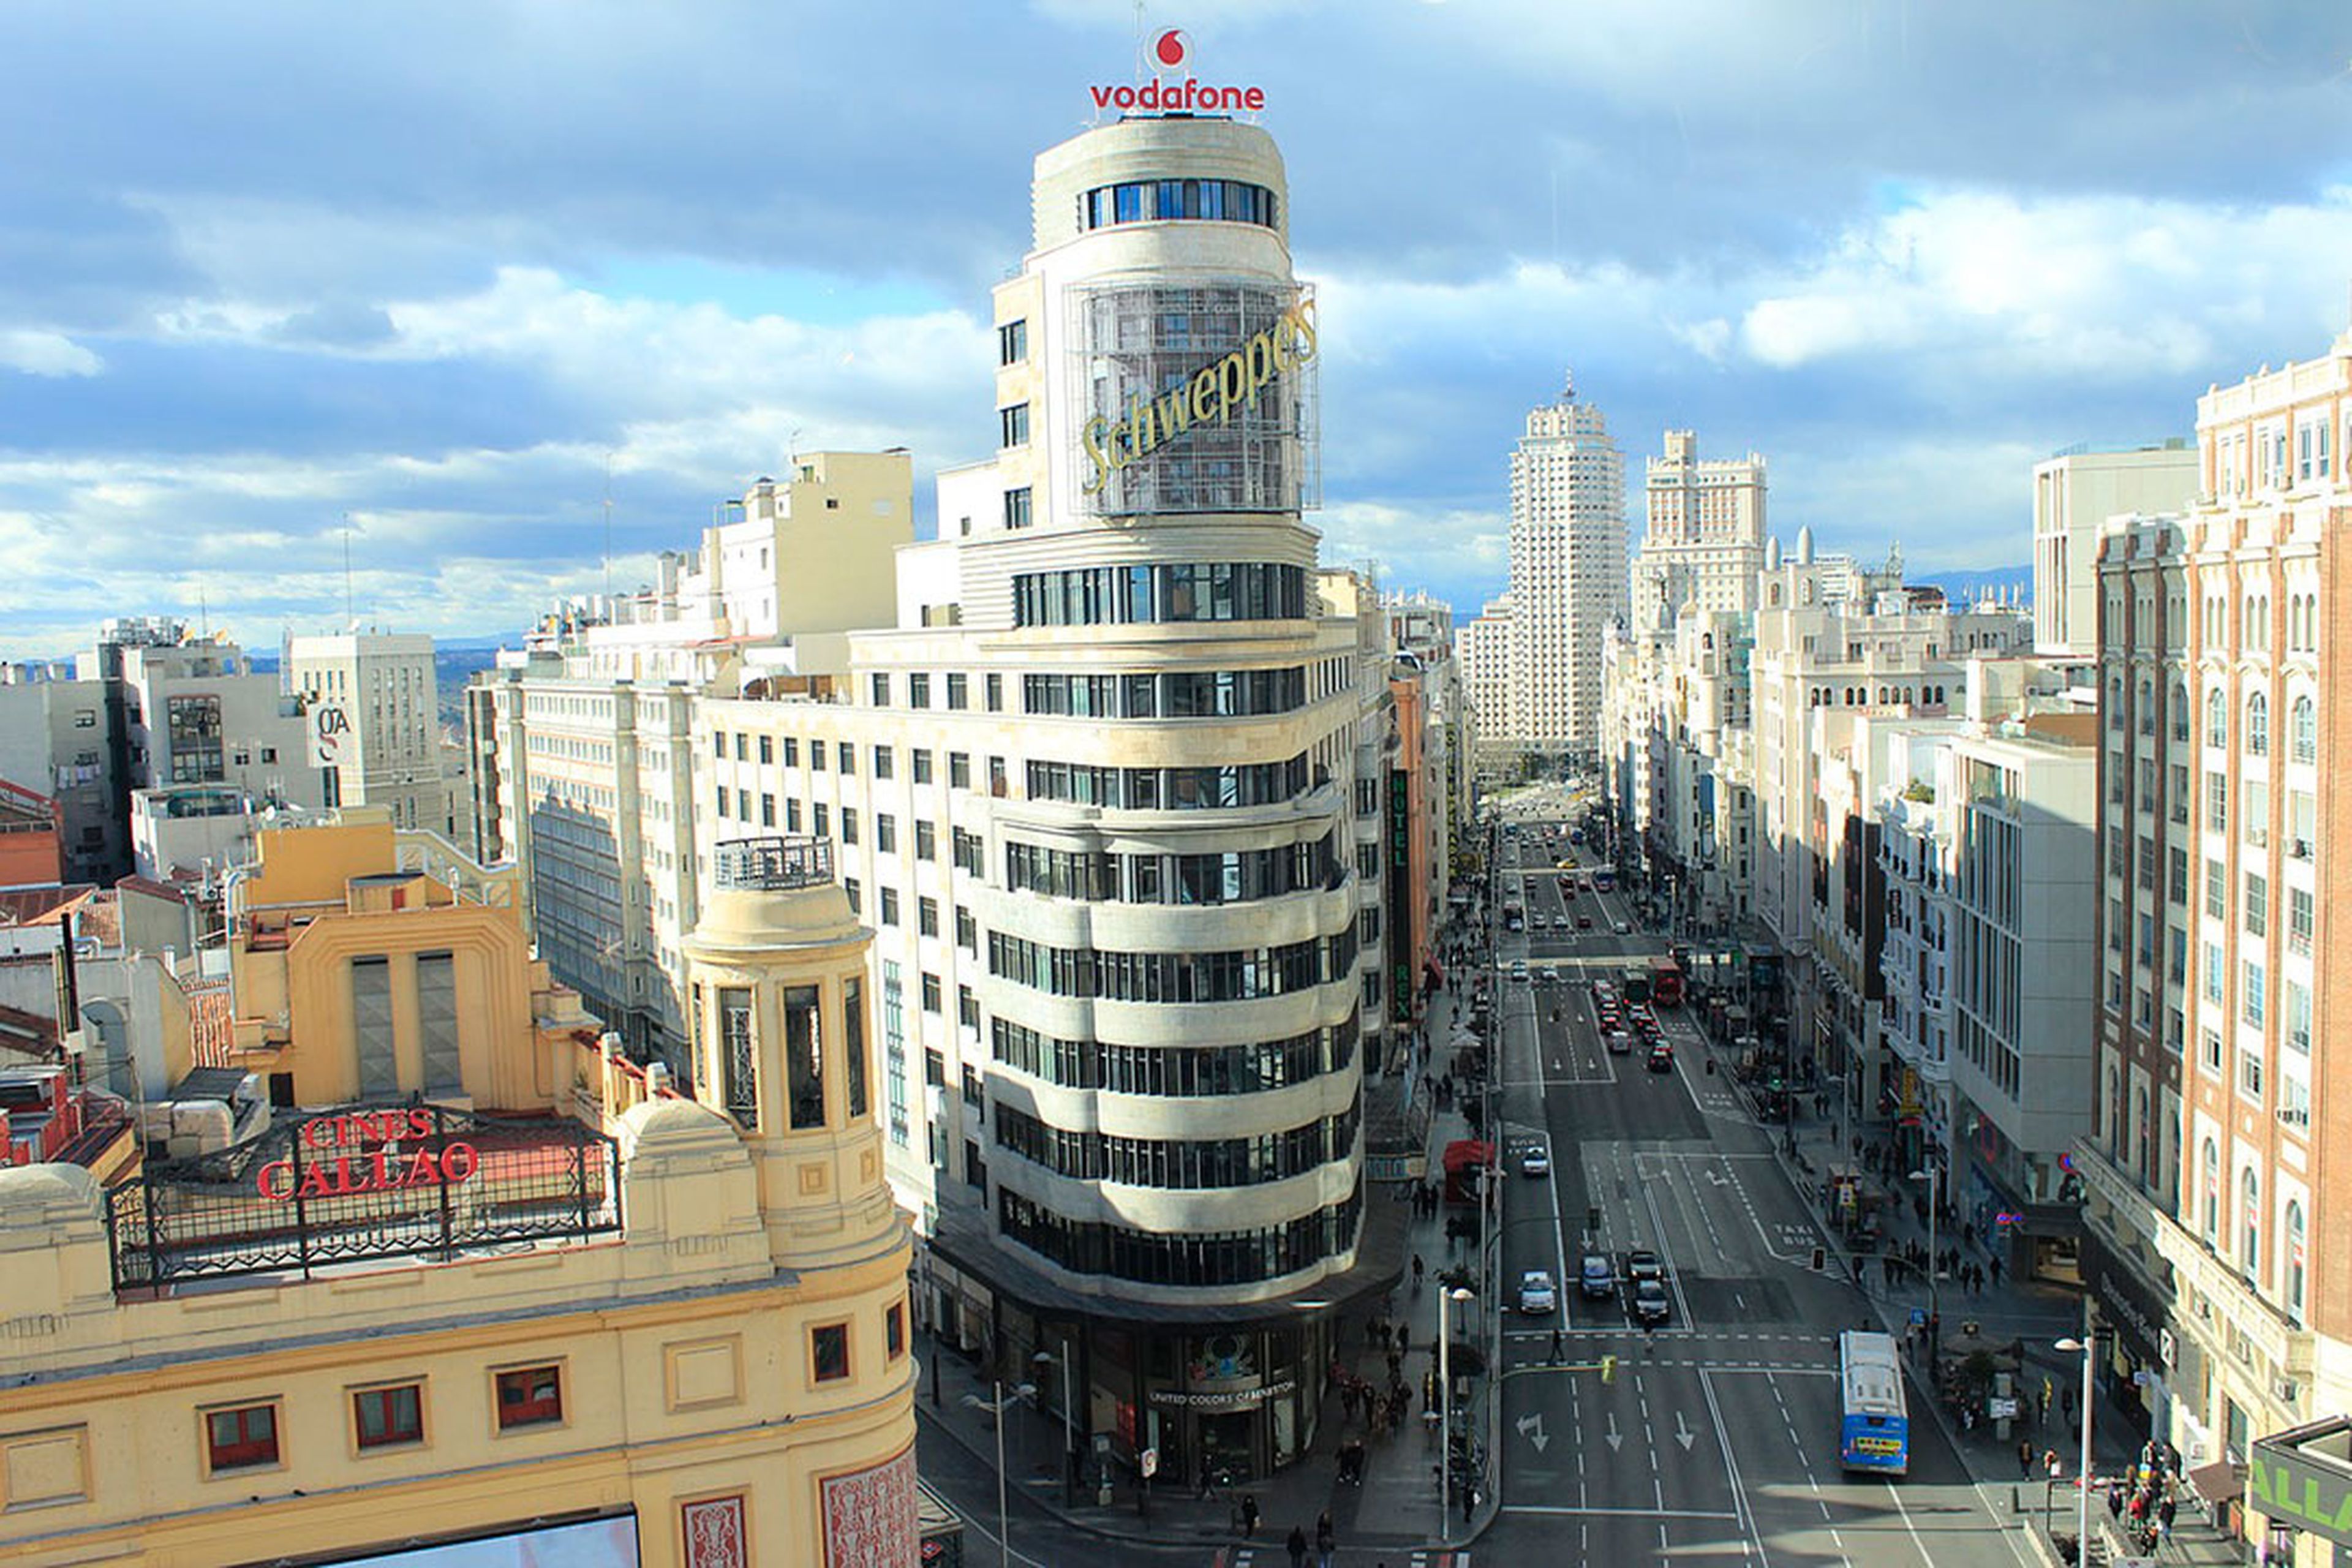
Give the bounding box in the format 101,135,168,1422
257,1112,479,1202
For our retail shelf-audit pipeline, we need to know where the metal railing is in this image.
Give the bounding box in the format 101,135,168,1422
712,835,834,891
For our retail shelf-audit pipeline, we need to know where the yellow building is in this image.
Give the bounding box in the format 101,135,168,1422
0,824,917,1567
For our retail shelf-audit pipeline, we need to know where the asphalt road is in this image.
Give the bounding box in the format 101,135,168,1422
1482,825,2037,1568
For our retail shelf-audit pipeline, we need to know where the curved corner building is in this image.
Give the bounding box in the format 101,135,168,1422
699,105,1398,1482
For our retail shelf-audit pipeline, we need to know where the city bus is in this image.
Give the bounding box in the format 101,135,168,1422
1621,966,1652,1005
1592,869,1616,894
1836,1330,1910,1474
1649,956,1684,1008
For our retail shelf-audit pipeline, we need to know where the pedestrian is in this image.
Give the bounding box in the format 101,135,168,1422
1317,1510,1337,1568
1397,1323,1410,1358
2019,1438,2035,1479
1412,1253,1425,1287
1989,1254,2003,1286
1196,1458,1214,1501
2108,1478,2127,1520
2158,1494,2176,1534
1240,1494,1259,1537
1550,1326,1563,1366
1287,1523,1308,1567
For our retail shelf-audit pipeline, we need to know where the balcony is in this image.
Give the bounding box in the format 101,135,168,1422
712,835,834,891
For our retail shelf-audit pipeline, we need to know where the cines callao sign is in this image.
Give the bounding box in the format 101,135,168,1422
1080,297,1316,496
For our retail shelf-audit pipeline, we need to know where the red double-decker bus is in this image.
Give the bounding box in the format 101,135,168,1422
1649,956,1684,1007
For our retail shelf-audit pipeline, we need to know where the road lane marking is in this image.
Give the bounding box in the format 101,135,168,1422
1500,1505,1740,1520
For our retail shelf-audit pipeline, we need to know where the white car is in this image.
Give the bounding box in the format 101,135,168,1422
1518,1268,1558,1315
1613,920,1633,935
1519,1143,1551,1177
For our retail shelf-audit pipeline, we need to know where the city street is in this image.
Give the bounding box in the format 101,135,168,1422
1481,810,2037,1568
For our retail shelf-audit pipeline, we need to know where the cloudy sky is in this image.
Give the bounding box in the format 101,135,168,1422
3,0,2349,657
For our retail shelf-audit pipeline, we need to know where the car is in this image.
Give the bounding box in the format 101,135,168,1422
1604,1030,1634,1055
1596,1009,1622,1032
1519,1269,1558,1315
1511,960,1530,982
1539,965,1559,984
1520,1143,1551,1177
1647,1042,1675,1072
1613,919,1633,935
1632,1279,1672,1325
1624,1249,1665,1284
1579,1254,1616,1298
1577,914,1594,930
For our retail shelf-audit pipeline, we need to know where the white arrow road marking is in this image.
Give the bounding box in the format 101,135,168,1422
1704,1169,1729,1187
1675,1411,1697,1451
1517,1412,1551,1453
1604,1412,1623,1452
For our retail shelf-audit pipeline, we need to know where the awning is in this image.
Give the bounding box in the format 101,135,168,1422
2188,1461,2244,1506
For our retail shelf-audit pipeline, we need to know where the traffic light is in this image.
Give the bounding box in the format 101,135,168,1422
1600,1355,1617,1384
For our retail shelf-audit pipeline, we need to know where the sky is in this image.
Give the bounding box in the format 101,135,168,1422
3,0,2350,658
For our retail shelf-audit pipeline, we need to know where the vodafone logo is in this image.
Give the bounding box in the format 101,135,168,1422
1090,28,1264,116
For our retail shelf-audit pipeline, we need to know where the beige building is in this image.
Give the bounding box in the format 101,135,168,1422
468,454,914,1054
2078,327,2348,1563
0,823,918,1568
1499,380,1627,763
2032,442,2197,660
284,631,443,831
1634,429,1766,640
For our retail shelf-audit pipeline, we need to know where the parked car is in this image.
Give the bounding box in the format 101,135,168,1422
1632,1279,1672,1325
1519,1269,1559,1315
1579,1254,1616,1299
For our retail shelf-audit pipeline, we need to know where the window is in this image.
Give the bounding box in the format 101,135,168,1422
912,749,934,784
734,732,748,762
813,802,829,837
914,820,936,861
909,673,931,709
785,984,825,1130
956,906,976,952
759,734,773,764
840,743,856,775
2247,692,2269,757
353,1383,424,1450
721,986,758,1127
880,887,900,927
2201,1139,2220,1245
2286,1201,2307,1322
786,798,803,832
205,1402,280,1472
1000,403,1031,447
2206,772,2226,833
843,875,860,914
921,972,943,1013
2206,687,2227,748
812,739,827,769
842,808,859,846
2289,886,2313,955
2291,696,2316,764
949,752,971,789
2244,960,2266,1027
876,815,897,854
918,895,939,937
760,793,775,827
1004,487,1033,530
844,977,869,1120
871,673,891,706
873,745,894,780
998,318,1027,366
812,1323,850,1384
986,673,1003,712
783,736,799,767
2241,1167,2261,1276
886,1301,907,1360
495,1366,563,1430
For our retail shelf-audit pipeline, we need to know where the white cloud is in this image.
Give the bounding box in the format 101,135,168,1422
0,330,104,377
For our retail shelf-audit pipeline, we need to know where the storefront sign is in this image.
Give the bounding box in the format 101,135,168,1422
2248,1430,2352,1545
1080,298,1317,494
1150,1379,1296,1412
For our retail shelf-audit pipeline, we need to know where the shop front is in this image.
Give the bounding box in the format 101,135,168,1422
2080,1228,2171,1444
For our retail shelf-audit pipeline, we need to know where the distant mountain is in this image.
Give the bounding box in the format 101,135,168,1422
1910,565,2031,605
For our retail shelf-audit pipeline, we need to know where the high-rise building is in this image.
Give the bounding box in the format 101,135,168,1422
1504,379,1626,763
2030,442,2196,660
283,631,442,829
696,107,1399,1482
1456,592,1516,769
2079,329,2345,1548
1634,429,1766,639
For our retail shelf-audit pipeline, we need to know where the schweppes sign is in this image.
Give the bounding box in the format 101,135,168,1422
1081,297,1316,496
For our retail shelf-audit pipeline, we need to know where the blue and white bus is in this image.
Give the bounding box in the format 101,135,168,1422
1837,1330,1910,1474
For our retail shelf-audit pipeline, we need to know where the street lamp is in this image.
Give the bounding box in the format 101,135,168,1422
1033,1341,1077,1507
1905,1166,1940,1327
2057,1318,2095,1565
960,1380,1037,1568
1438,1285,1475,1547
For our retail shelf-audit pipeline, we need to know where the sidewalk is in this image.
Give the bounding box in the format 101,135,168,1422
1678,975,2248,1568
914,924,1504,1559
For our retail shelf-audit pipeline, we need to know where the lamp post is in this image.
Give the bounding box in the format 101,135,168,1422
1438,1285,1474,1547
1906,1165,1940,1327
1033,1341,1077,1508
961,1380,1036,1568
2057,1314,2095,1565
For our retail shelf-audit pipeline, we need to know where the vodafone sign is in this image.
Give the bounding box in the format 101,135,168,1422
1091,28,1265,115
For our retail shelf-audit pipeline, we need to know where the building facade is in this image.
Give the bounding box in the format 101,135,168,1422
283,631,443,830
2032,442,2198,660
2080,329,2348,1563
1501,380,1626,763
1634,429,1766,640
0,823,918,1568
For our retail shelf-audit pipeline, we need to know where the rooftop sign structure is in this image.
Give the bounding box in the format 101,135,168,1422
1090,28,1264,116
107,1103,621,1289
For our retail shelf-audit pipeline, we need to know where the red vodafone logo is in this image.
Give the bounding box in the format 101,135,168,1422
1153,29,1189,70
1090,29,1264,116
